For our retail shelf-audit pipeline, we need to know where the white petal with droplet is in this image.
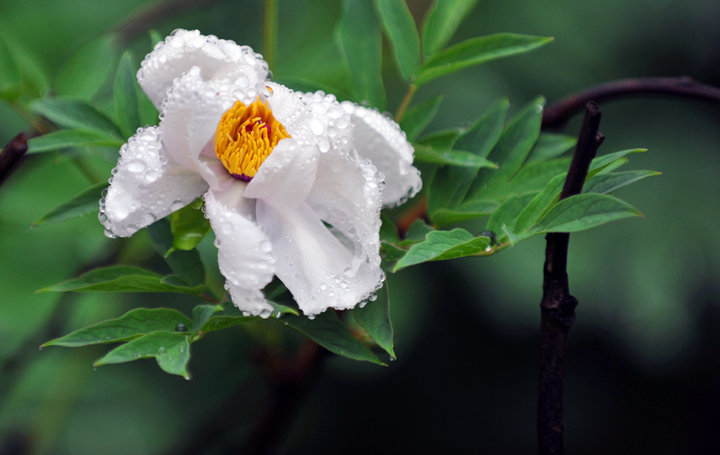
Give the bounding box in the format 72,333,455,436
100,126,207,237
138,29,269,108
158,67,238,191
256,201,384,316
205,188,275,316
341,102,422,206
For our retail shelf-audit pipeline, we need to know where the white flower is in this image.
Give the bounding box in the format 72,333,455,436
100,30,421,317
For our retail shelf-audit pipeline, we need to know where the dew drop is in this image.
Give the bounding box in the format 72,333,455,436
318,137,330,153
307,117,325,135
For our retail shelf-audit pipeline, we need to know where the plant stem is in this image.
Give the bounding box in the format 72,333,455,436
262,0,278,71
0,133,28,187
395,83,416,122
537,102,604,455
542,76,720,129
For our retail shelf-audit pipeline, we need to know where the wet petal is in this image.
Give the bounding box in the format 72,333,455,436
159,67,240,191
243,83,320,209
256,201,384,316
205,187,276,317
306,147,383,286
101,127,207,237
341,102,422,206
138,29,269,108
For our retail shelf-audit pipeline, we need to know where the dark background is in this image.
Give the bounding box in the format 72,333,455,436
1,0,719,453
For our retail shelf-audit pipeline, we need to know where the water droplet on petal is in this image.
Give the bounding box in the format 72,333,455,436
307,117,325,135
127,159,146,173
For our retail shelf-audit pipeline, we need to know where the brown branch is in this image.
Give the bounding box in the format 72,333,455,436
542,76,720,129
0,133,28,187
537,102,604,455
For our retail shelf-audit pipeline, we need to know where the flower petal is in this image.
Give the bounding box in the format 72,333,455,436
306,148,384,286
138,29,269,108
243,83,320,209
100,127,207,237
341,102,422,206
159,66,243,191
205,187,276,317
256,201,384,316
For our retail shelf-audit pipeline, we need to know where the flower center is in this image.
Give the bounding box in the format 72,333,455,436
214,98,291,181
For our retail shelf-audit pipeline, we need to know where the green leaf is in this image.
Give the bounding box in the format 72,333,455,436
6,40,51,97
485,193,537,238
528,133,576,163
418,128,462,149
430,200,499,227
471,97,544,197
531,193,642,233
37,265,207,297
380,241,407,263
427,99,509,226
421,0,479,57
277,311,384,365
55,34,117,100
43,308,193,348
417,33,553,86
394,228,491,271
380,213,400,243
198,315,250,335
267,301,300,317
374,0,421,81
399,95,443,141
454,98,509,158
588,149,647,176
170,200,211,251
414,144,497,168
483,158,570,201
191,304,223,333
27,129,124,153
94,331,191,379
147,219,206,286
352,283,395,359
149,30,163,47
114,51,141,137
335,0,385,109
513,173,565,233
405,219,434,242
29,98,122,137
583,170,661,195
0,38,22,98
32,181,106,226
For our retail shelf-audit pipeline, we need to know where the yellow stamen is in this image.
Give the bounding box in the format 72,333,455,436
214,98,290,181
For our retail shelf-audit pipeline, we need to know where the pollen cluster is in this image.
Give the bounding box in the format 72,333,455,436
214,98,291,181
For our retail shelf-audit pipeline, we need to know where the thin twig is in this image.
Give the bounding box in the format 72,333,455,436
542,76,720,129
537,102,604,455
395,83,417,122
0,133,28,187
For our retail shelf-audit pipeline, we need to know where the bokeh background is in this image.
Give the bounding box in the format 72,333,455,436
1,0,719,453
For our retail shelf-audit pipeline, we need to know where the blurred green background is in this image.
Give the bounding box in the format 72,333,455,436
1,0,719,453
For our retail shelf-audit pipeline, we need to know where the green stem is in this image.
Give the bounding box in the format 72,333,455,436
395,83,416,122
263,0,278,70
